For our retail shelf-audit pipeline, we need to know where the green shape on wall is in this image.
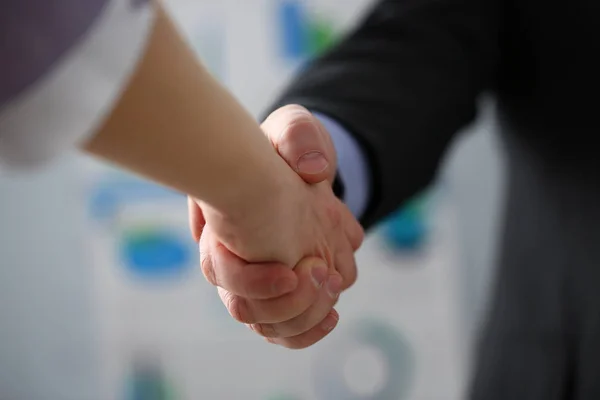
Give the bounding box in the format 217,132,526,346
308,17,338,56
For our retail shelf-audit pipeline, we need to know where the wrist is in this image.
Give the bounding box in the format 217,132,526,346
226,158,295,223
202,163,303,263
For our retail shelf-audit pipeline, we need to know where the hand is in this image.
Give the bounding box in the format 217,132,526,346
262,105,337,185
189,105,363,348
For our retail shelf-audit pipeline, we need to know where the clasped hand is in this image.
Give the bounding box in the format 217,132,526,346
188,106,364,349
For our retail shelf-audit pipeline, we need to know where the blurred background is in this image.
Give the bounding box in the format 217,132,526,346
0,0,506,399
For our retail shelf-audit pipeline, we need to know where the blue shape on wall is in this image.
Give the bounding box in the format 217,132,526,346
119,227,192,280
279,0,309,61
380,192,430,251
382,209,426,250
89,174,183,222
276,0,338,64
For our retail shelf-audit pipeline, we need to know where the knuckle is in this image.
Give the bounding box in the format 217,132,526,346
332,296,340,307
356,227,365,247
200,250,217,286
344,269,358,289
263,105,312,139
350,220,365,243
348,218,365,250
280,118,318,147
280,299,331,338
280,104,310,115
284,318,313,338
251,323,279,338
337,258,358,290
315,243,334,272
345,264,358,289
225,293,253,323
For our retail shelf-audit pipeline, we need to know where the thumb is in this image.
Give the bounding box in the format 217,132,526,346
262,105,336,185
188,196,205,243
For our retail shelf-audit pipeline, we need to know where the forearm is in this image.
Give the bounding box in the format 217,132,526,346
84,2,291,219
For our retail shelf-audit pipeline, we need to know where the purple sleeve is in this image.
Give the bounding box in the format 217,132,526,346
312,112,371,219
0,0,153,168
0,0,111,108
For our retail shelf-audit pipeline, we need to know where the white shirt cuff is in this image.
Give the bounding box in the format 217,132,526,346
0,0,154,169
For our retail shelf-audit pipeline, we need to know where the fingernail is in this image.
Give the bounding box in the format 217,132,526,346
273,277,296,295
289,109,312,119
297,151,328,175
321,312,339,331
311,264,328,288
326,275,343,299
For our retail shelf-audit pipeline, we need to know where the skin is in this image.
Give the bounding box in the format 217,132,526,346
191,106,361,349
80,1,363,347
84,2,292,222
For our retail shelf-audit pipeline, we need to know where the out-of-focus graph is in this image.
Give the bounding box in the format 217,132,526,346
276,0,338,63
312,318,415,400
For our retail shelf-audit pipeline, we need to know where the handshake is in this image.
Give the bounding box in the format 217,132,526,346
188,105,364,349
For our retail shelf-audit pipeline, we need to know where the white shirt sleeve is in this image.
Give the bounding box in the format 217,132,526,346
0,0,154,169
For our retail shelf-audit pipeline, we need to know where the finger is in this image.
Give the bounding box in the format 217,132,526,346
339,199,365,251
262,104,336,184
334,240,358,291
188,197,205,243
251,272,343,337
220,257,329,324
200,226,298,299
266,309,340,349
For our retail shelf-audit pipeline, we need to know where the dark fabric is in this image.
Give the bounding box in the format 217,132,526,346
469,128,600,400
0,0,109,109
332,172,345,200
269,0,503,228
270,0,600,398
269,0,600,229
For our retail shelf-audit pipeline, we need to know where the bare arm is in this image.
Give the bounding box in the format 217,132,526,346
84,2,296,221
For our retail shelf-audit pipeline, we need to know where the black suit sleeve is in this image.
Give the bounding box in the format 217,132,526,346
268,0,502,229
